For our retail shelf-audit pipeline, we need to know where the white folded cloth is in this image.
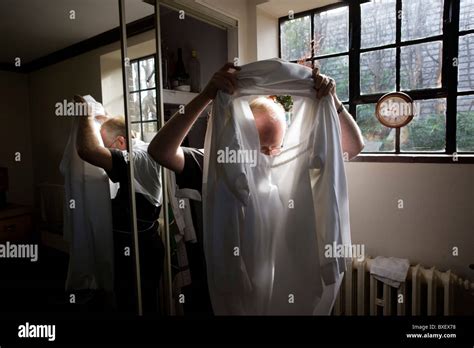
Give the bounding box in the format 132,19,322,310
370,256,410,288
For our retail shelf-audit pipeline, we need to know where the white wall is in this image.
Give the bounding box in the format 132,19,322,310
256,7,279,60
346,162,474,280
0,71,34,205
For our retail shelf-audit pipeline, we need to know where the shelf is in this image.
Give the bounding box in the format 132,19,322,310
163,89,198,105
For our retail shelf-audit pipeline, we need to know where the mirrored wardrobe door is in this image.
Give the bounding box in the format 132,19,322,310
0,0,144,315
120,0,169,316
59,0,134,315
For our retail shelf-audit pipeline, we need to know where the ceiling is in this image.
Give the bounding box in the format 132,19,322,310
0,0,155,64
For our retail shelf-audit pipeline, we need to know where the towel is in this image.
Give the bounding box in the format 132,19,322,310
370,256,410,288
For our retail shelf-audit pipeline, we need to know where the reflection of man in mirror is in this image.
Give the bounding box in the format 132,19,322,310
75,96,164,314
142,90,156,121
141,66,157,121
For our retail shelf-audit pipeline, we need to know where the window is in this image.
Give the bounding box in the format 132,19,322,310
280,16,311,61
280,7,350,102
457,0,474,151
279,0,474,161
128,55,158,143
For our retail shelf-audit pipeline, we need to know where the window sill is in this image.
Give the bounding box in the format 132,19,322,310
348,154,474,164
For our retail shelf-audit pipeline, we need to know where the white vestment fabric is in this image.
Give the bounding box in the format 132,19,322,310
202,59,351,315
60,118,114,292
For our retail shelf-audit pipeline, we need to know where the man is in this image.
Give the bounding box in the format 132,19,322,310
75,97,164,314
149,62,364,172
249,96,288,156
147,62,365,313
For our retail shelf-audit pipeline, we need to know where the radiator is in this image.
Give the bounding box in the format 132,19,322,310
333,256,474,316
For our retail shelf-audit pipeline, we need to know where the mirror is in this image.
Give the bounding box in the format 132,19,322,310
0,0,151,315
120,0,167,315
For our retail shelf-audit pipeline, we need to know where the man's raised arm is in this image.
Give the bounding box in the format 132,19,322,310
147,63,240,173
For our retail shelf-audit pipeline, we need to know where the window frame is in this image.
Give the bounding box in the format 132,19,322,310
129,54,158,141
278,0,474,163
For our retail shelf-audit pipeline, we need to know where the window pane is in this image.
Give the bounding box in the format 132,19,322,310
129,61,139,92
280,16,311,61
458,34,474,92
400,99,446,152
400,41,443,90
143,122,158,143
460,0,474,31
314,7,348,56
360,48,396,95
457,95,474,151
361,0,396,49
139,57,155,89
401,0,444,41
129,92,140,122
316,56,349,102
141,90,156,121
357,104,396,152
131,123,142,141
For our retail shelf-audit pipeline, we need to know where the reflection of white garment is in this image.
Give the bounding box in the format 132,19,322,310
167,170,194,293
202,59,351,315
167,170,197,243
129,138,163,207
60,118,114,292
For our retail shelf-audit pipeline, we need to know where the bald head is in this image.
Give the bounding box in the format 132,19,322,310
100,116,129,150
250,97,287,156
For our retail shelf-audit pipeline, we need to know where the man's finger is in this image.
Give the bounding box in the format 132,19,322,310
221,62,241,72
314,74,324,90
221,71,238,87
312,67,320,76
321,78,334,97
215,72,236,91
214,76,234,94
317,76,329,98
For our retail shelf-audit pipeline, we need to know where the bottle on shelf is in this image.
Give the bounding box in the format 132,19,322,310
162,43,170,89
172,47,189,89
188,49,201,93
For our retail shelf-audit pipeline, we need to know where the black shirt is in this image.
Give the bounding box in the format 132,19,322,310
175,147,204,194
106,148,161,233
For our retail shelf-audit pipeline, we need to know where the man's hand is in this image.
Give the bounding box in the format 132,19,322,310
74,94,108,123
202,63,241,100
73,94,85,103
312,67,342,111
